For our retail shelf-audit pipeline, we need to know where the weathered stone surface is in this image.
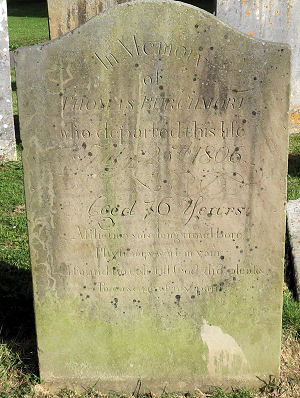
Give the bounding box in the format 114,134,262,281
0,0,17,162
16,1,290,392
216,0,300,134
287,199,300,300
47,0,131,39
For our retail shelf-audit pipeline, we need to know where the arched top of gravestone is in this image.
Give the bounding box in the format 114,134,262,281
15,0,290,55
15,0,290,147
15,0,290,103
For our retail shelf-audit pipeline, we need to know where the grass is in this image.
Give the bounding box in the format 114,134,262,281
0,160,29,271
2,0,300,397
0,339,39,397
209,389,254,398
7,0,49,51
282,289,300,339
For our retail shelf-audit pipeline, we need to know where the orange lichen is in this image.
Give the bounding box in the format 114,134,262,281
287,3,291,24
245,10,251,15
249,32,254,36
275,10,280,15
290,110,300,126
265,5,269,8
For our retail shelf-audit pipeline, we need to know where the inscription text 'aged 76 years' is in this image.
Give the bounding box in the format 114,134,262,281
15,1,290,393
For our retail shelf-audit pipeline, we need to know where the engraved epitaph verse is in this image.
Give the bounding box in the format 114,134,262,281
16,2,290,391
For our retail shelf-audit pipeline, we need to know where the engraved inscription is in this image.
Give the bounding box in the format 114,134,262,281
62,94,245,113
42,34,265,304
59,120,247,143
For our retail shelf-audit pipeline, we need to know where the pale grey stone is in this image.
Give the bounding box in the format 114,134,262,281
217,0,300,134
0,0,16,162
15,1,290,392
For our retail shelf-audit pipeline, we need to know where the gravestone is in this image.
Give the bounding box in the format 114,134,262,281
0,0,17,162
16,1,290,392
216,0,300,134
47,0,131,39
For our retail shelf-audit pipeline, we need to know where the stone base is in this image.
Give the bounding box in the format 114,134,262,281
38,375,270,395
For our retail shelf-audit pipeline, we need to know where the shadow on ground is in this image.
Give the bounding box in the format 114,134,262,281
14,115,21,144
7,0,48,18
181,0,216,13
286,153,300,299
285,231,298,300
289,154,300,178
0,260,38,373
0,261,34,338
